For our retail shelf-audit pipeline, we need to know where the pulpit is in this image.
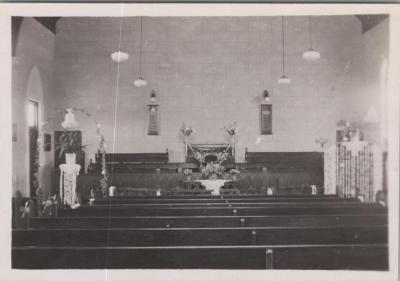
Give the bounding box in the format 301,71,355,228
59,163,81,206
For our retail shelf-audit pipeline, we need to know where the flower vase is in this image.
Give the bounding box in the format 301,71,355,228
186,176,191,182
92,187,103,199
65,153,76,165
210,173,218,180
232,175,237,181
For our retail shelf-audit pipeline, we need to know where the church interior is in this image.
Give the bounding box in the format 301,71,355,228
11,14,392,270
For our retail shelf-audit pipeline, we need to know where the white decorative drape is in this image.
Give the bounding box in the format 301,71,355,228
194,179,228,195
59,164,81,206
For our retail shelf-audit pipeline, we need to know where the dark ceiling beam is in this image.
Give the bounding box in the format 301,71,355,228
12,17,23,56
33,17,61,34
30,15,388,35
355,14,388,33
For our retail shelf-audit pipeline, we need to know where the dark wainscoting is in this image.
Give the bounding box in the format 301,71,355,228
74,170,323,203
245,150,323,172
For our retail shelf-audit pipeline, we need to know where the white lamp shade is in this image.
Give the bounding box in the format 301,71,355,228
278,75,291,84
134,77,148,87
302,48,320,61
111,51,129,62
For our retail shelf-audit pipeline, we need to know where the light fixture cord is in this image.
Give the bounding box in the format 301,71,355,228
107,3,124,273
309,16,313,49
282,16,285,75
139,16,143,77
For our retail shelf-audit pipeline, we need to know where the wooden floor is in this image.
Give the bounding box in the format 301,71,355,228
12,194,388,270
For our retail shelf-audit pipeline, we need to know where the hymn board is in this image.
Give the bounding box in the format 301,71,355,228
260,104,272,135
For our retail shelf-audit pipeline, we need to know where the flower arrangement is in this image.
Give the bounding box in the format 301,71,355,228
183,168,193,176
41,195,58,216
202,162,225,178
56,109,89,159
229,168,240,181
56,130,87,158
194,151,229,165
180,123,196,137
229,168,240,175
215,152,229,163
224,124,238,136
194,151,205,163
96,124,108,197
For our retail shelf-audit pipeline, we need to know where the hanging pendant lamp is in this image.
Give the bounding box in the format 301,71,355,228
134,16,147,87
263,90,271,103
111,17,129,62
302,16,320,61
278,16,291,84
111,51,129,62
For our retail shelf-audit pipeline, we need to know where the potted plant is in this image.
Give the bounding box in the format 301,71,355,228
56,130,86,165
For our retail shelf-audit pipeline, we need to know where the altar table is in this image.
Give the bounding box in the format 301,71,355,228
194,180,228,195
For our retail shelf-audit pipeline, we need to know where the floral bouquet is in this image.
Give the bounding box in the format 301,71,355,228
194,151,205,163
224,124,238,136
202,162,225,178
41,195,58,216
183,168,193,176
229,168,240,175
96,123,108,197
229,168,240,181
181,123,196,137
216,152,229,163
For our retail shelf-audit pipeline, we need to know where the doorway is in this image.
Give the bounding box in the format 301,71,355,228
28,100,39,197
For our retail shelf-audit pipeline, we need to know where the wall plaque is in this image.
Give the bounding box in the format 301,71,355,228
43,133,51,151
147,104,159,135
260,104,272,135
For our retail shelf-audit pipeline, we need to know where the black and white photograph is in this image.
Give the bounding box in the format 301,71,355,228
1,2,399,281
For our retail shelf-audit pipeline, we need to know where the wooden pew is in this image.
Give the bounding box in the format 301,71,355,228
13,225,387,247
162,190,213,195
92,151,170,174
12,244,388,269
57,203,387,217
84,201,367,208
101,194,344,201
29,214,387,229
92,196,358,205
105,152,169,163
243,150,324,188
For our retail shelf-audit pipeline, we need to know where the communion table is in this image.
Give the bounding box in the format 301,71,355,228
194,179,228,195
59,163,81,206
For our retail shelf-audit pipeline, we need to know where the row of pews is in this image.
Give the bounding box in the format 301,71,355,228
12,194,388,270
